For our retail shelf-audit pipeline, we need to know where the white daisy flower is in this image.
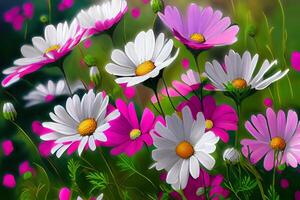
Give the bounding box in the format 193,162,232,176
2,20,86,87
151,106,219,189
77,0,128,35
205,50,289,91
41,90,120,157
77,194,103,200
23,80,83,107
105,29,180,87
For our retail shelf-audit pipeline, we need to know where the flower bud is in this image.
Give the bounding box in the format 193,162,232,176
3,102,17,121
223,148,240,164
89,66,101,86
84,55,97,67
151,0,164,14
39,15,48,23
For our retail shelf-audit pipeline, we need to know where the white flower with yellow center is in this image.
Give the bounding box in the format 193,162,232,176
13,20,84,66
41,90,120,157
205,50,289,91
105,29,180,87
151,106,219,189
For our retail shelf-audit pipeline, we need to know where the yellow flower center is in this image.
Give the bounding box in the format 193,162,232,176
129,129,141,140
45,45,61,54
232,78,247,89
270,137,286,151
176,141,194,159
190,33,206,43
176,111,183,120
77,118,97,136
135,61,155,76
205,120,214,129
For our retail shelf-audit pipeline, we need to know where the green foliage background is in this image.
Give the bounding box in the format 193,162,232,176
1,0,300,199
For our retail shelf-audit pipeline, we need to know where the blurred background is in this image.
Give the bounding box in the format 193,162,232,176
1,0,300,199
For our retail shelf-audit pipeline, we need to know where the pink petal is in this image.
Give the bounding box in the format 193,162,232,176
181,58,190,69
4,7,20,23
2,174,16,188
263,150,275,171
1,140,14,156
59,187,71,200
140,108,155,133
23,2,35,19
131,7,141,19
291,51,300,71
83,39,92,49
19,161,34,175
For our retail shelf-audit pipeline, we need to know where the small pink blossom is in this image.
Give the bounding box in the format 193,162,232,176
291,51,300,71
2,174,16,188
23,2,34,19
280,178,289,189
1,140,14,156
58,0,74,11
19,161,34,176
181,58,190,69
131,7,141,19
59,187,71,200
264,98,273,107
84,39,92,49
119,83,136,99
142,0,150,4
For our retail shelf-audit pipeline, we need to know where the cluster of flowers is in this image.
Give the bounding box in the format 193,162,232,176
2,0,299,199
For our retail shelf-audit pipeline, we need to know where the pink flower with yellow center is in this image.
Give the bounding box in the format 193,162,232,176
158,3,239,50
241,108,300,171
104,99,164,156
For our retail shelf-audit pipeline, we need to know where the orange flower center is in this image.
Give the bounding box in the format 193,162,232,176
190,33,206,43
270,137,286,151
205,120,214,129
176,111,183,120
45,45,61,54
129,129,141,140
77,118,97,136
135,61,155,76
232,78,247,89
176,141,194,159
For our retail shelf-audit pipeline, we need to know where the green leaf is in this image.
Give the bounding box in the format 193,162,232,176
86,172,109,193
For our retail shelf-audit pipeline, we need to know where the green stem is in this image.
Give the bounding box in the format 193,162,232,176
162,77,176,111
99,148,123,199
153,88,165,117
48,0,52,24
58,66,72,95
234,102,241,147
24,20,28,40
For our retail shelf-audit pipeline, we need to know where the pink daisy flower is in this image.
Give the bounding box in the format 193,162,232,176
241,108,300,171
177,96,238,143
119,83,136,99
2,20,86,87
76,0,128,36
158,3,239,50
183,169,229,200
159,169,229,200
104,99,163,156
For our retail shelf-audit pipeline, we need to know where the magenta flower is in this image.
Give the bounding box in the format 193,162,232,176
1,140,14,156
131,7,141,19
183,169,229,200
177,96,238,143
158,4,239,50
291,51,300,71
58,0,74,11
2,20,86,87
241,108,300,171
2,174,16,188
159,170,229,200
59,187,71,200
104,99,163,156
